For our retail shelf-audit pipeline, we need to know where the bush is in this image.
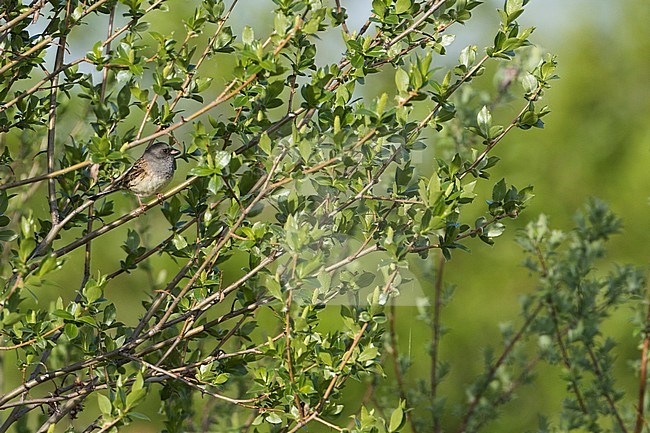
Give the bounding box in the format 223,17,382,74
0,1,646,432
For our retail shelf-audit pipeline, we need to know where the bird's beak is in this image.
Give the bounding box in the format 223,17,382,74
170,148,181,156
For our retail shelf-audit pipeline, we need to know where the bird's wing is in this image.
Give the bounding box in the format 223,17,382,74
91,157,145,199
116,157,148,190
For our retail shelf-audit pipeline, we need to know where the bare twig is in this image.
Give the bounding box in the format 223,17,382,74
0,324,64,350
0,160,91,191
20,173,197,267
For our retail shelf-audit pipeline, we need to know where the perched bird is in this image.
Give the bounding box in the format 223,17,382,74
92,142,181,209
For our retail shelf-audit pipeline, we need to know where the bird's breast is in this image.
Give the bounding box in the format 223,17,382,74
128,171,173,196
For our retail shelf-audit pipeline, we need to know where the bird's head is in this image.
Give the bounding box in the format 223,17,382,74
145,142,181,160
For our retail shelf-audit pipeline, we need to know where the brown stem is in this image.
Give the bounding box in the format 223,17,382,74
0,160,91,191
287,271,399,433
99,6,115,103
44,176,198,260
388,0,446,46
457,301,543,433
546,300,588,414
45,0,71,226
334,0,349,35
459,86,543,179
585,344,628,433
284,277,305,417
0,0,47,33
635,302,650,433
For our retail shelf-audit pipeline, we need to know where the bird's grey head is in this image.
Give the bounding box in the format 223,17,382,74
144,142,180,161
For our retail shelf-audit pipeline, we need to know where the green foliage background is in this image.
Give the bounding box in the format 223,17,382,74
0,0,648,432
415,1,650,430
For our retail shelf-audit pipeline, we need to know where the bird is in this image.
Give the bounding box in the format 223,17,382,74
92,142,181,210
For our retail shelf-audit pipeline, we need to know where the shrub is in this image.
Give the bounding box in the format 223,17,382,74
1,1,645,432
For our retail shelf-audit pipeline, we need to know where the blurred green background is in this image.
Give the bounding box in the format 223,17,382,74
3,0,649,431
395,1,650,431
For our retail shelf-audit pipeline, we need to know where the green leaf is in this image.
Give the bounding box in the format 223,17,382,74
486,222,506,238
64,323,79,339
395,0,411,14
372,0,387,17
213,151,232,170
388,405,406,432
188,166,216,177
358,346,379,363
265,413,282,424
85,284,103,304
477,106,492,137
356,272,376,288
2,312,22,326
208,175,222,195
173,233,188,250
492,179,507,202
395,68,409,93
128,412,151,421
52,310,75,320
242,26,254,45
126,388,147,409
505,0,524,15
522,73,538,93
76,316,98,327
98,394,112,416
258,132,272,155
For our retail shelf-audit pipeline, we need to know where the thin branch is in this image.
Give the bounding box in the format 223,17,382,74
39,176,199,261
287,271,399,433
35,394,87,433
334,0,349,35
168,0,240,113
0,324,64,350
546,299,588,414
362,195,423,205
315,416,344,432
99,5,116,103
0,0,166,114
0,0,112,77
387,0,446,47
585,344,629,433
150,148,288,337
635,301,650,433
459,86,543,180
0,160,91,191
125,354,266,408
284,269,305,418
45,0,71,226
0,0,47,34
457,301,544,433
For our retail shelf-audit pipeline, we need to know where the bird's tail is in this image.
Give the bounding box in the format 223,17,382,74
88,187,117,201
